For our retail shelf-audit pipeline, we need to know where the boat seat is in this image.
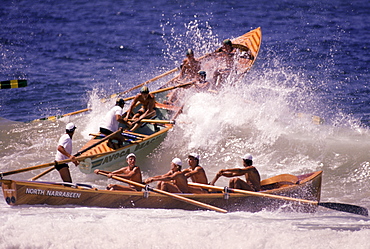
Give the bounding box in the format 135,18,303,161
260,174,299,190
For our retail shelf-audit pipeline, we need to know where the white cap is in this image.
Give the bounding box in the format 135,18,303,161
126,153,136,159
242,153,253,160
188,153,199,160
66,123,76,131
171,158,182,166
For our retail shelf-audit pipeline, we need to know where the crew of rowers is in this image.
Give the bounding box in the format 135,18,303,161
94,152,260,194
98,38,253,136
55,39,255,185
93,39,258,192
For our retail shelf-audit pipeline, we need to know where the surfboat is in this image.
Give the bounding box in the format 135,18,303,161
0,171,322,213
76,102,181,174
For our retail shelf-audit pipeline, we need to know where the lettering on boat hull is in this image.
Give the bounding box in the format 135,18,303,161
25,188,81,199
91,132,166,170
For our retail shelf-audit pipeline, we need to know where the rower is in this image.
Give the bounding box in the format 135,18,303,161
95,153,143,191
210,153,261,192
100,98,131,135
124,86,156,131
212,39,237,85
55,123,79,183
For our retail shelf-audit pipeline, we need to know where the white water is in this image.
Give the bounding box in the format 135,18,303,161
1,2,370,247
0,205,370,249
1,75,370,248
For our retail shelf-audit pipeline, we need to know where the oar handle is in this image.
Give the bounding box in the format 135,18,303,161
96,171,227,213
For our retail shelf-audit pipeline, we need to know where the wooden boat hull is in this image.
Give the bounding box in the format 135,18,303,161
77,104,177,173
231,27,262,73
199,27,262,82
78,127,171,173
0,171,322,213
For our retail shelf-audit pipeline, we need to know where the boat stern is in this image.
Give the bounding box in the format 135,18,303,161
1,179,17,206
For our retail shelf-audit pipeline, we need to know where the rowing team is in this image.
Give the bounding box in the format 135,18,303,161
94,152,261,194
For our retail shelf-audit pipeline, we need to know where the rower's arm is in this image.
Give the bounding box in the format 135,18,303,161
210,168,247,185
125,96,139,119
138,98,156,120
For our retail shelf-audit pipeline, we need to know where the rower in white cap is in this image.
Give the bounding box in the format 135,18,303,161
144,157,190,193
182,153,209,193
210,153,261,192
95,153,142,191
55,122,79,182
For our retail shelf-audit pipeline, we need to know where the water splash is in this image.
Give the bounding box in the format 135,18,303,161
160,17,219,67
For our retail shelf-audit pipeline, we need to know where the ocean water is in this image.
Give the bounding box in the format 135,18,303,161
0,0,370,248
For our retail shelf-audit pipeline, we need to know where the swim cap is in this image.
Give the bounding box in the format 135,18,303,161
140,86,149,93
186,49,194,55
66,123,76,132
126,153,136,159
242,153,253,161
188,153,200,160
171,158,182,166
223,39,232,46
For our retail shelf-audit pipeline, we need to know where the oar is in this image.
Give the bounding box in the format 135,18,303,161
188,183,369,217
29,166,55,181
0,79,27,89
128,119,175,124
122,81,196,102
102,44,234,103
28,128,124,180
1,155,91,177
96,170,227,213
28,82,192,123
100,68,179,103
30,108,91,123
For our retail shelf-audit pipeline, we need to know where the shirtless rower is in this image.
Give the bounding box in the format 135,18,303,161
212,39,237,85
182,153,209,193
210,153,261,192
177,49,201,82
165,70,210,105
124,86,156,131
164,49,201,88
144,158,189,193
94,153,142,191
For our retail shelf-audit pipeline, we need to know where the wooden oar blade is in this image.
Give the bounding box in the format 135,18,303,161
319,202,368,217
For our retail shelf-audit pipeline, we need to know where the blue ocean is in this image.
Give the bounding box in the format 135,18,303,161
0,0,369,248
